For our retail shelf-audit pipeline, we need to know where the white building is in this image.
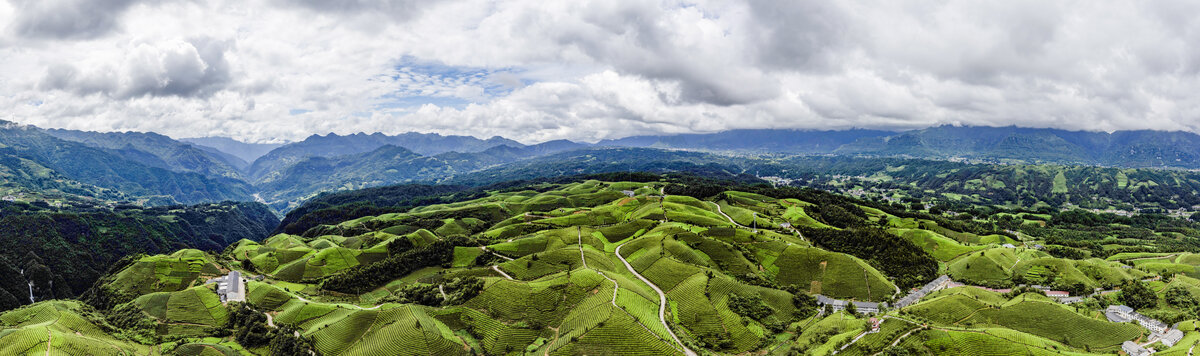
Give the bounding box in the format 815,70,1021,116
1107,305,1169,333
1123,341,1151,356
1162,329,1185,347
215,271,245,303
816,295,884,314
894,275,952,308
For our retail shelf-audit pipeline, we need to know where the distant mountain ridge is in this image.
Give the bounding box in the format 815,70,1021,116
256,140,584,211
598,125,1200,169
179,136,283,164
0,121,254,205
835,126,1200,167
246,132,523,181
598,128,895,153
15,119,1200,213
44,129,245,179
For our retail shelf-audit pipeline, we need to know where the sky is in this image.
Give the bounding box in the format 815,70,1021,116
2,0,1200,144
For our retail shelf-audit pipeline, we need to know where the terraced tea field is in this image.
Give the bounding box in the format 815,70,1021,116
12,177,1200,355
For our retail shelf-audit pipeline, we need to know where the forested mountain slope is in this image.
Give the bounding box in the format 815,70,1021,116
246,132,523,181
0,199,277,312
0,121,255,204
44,128,245,180
255,142,585,211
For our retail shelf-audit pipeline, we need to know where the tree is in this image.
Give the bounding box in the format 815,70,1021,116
793,293,818,318
1119,280,1158,310
845,302,858,315
882,346,912,356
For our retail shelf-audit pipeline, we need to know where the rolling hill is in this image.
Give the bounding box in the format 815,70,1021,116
3,174,1199,355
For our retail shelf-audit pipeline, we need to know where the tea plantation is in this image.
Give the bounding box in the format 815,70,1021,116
7,176,1200,355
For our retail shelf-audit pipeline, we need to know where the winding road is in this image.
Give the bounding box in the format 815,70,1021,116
491,265,515,280
710,201,750,229
480,246,516,280
615,241,697,356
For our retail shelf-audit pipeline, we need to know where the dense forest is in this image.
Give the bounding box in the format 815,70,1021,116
0,200,277,311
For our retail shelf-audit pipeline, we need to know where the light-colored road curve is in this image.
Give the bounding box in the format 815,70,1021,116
481,246,515,261
492,265,515,280
615,242,697,356
710,201,749,229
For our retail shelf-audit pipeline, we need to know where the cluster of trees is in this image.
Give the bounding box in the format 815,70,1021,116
798,226,938,289
217,303,315,355
1119,281,1158,310
274,184,472,235
728,293,774,321
320,236,474,294
1165,287,1200,321
386,277,484,306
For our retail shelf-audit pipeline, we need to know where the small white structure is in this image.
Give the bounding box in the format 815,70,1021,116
1106,305,1135,323
1058,296,1084,304
1107,305,1169,333
620,190,635,198
1123,341,1152,356
894,275,952,308
215,271,245,303
816,295,884,314
1001,243,1016,248
1162,329,1185,347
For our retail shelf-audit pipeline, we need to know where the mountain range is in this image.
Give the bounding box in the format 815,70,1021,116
10,120,1200,213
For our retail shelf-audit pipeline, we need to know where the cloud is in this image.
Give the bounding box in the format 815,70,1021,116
6,0,148,39
36,37,232,98
6,0,1200,144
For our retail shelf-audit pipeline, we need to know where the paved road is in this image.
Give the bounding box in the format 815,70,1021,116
615,241,696,356
481,246,515,261
492,265,515,280
285,289,383,310
710,201,749,229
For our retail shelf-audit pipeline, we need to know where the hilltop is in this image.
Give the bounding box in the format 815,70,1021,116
4,174,1198,355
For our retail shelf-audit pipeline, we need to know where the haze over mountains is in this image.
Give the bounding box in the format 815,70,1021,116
9,119,1200,213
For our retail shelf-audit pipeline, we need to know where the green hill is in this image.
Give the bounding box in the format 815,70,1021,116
6,175,1198,355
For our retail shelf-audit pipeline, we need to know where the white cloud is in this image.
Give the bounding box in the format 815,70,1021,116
3,0,1200,143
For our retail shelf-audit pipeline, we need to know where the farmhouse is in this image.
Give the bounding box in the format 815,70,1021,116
894,275,952,308
1123,341,1151,356
1107,305,1169,333
620,190,635,197
1044,290,1069,298
816,295,885,314
214,271,245,303
1162,328,1185,347
1058,296,1084,304
1105,305,1134,323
